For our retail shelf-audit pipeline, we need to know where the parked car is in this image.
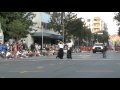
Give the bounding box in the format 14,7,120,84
92,43,104,53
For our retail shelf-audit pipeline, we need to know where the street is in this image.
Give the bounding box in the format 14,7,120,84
0,50,120,78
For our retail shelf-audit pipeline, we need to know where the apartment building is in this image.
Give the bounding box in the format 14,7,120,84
85,17,107,33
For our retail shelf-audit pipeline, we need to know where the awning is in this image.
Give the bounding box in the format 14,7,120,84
50,34,63,39
31,31,63,39
31,32,50,37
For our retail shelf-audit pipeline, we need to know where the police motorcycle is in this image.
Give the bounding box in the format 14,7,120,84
0,50,6,58
0,44,7,58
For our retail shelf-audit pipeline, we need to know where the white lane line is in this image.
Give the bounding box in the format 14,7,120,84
76,70,114,72
20,71,28,73
36,66,44,69
49,63,56,66
73,55,91,57
9,70,45,73
1,76,5,78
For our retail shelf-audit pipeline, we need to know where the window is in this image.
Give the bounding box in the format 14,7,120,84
87,19,90,22
94,23,96,26
93,23,100,27
44,12,50,14
94,19,97,21
41,22,50,29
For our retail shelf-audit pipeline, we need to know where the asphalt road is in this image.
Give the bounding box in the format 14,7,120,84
0,50,120,78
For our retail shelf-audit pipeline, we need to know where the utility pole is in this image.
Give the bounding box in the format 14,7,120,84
38,23,43,50
42,26,43,49
61,12,65,43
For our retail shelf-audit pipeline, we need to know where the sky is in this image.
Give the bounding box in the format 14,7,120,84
74,12,119,35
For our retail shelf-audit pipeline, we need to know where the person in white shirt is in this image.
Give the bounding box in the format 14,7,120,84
56,41,64,59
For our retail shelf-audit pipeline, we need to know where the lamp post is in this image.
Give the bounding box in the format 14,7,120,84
38,23,44,50
62,21,64,43
61,12,65,43
41,26,43,49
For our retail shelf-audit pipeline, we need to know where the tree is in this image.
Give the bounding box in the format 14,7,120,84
49,12,92,45
49,12,84,43
114,12,120,36
93,30,109,44
48,12,62,33
0,12,35,41
65,18,85,44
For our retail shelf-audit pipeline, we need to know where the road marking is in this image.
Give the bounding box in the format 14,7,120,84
20,71,27,73
36,66,44,69
9,70,45,73
76,70,114,72
73,55,91,56
49,63,56,66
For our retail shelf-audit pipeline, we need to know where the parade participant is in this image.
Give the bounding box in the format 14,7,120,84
67,41,73,59
56,41,64,59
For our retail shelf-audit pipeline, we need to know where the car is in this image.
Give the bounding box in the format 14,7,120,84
92,43,104,53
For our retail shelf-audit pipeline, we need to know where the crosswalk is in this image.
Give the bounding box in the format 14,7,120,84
0,51,120,62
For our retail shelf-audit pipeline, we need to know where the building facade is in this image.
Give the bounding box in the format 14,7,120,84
25,12,62,48
85,17,107,33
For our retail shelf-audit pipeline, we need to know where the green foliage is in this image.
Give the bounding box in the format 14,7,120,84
114,12,120,25
93,30,109,44
0,12,35,41
49,12,92,43
49,12,62,33
114,12,120,36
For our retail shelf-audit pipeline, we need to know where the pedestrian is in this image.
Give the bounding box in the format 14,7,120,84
67,41,73,59
56,41,64,59
103,44,107,58
12,43,17,59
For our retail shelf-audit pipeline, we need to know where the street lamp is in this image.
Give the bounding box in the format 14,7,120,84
41,26,43,49
62,22,64,43
61,12,65,43
37,23,44,49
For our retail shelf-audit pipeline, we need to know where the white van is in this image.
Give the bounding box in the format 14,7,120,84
92,43,104,53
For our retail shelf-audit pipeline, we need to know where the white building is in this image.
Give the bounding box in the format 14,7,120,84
24,12,63,49
84,17,107,33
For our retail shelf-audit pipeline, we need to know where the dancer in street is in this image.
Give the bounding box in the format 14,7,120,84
67,41,73,59
56,41,64,59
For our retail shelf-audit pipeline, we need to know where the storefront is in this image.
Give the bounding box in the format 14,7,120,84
31,31,63,45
